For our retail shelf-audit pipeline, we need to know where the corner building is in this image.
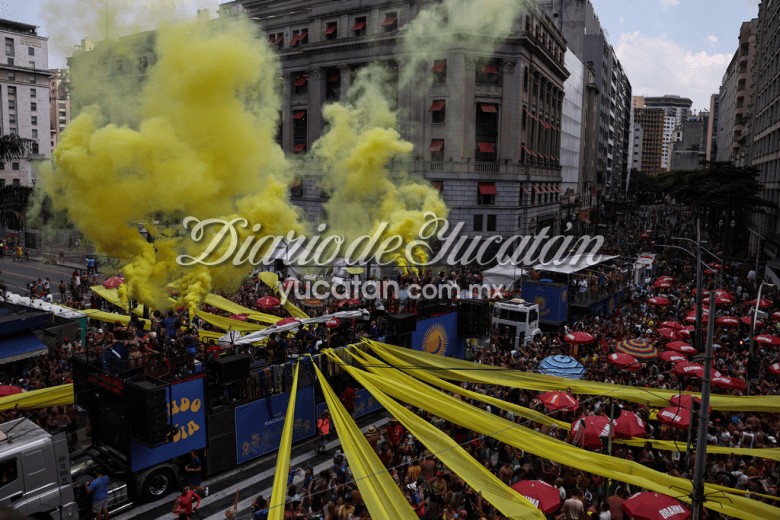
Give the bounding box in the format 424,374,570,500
223,0,569,239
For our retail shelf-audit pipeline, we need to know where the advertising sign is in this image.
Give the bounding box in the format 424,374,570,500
410,311,464,359
521,282,569,324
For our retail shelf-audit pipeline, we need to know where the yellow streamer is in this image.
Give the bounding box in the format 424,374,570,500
270,362,299,520
615,438,780,462
326,351,544,520
0,384,73,412
256,272,308,319
204,294,279,324
79,308,152,330
310,357,417,519
91,285,146,315
193,310,268,332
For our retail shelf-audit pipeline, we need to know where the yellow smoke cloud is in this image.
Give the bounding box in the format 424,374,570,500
40,16,305,313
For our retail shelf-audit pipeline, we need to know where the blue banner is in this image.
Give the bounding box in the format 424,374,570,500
521,282,569,324
130,377,207,472
316,388,383,421
589,301,604,315
411,311,464,359
235,385,315,464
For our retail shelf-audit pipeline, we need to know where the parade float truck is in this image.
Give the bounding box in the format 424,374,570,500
491,299,543,348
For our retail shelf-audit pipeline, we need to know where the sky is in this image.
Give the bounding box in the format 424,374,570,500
2,0,763,112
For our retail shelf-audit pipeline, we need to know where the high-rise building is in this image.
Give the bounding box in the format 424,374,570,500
643,95,693,126
632,96,644,110
49,68,69,151
0,19,52,187
717,53,738,162
559,49,584,232
633,108,663,175
668,113,708,171
749,0,780,259
661,115,676,170
706,94,718,162
630,123,643,172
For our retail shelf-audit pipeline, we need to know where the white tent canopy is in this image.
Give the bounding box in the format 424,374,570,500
534,254,619,275
2,292,86,320
233,309,370,346
482,264,526,291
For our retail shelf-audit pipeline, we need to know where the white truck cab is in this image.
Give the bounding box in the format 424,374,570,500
491,299,542,348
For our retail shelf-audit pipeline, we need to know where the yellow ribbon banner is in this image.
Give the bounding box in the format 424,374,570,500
193,310,267,332
90,285,146,316
79,308,152,330
204,294,279,324
257,272,308,320
0,384,74,412
270,362,299,520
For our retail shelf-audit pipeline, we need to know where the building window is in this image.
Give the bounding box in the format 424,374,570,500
291,29,308,46
486,214,497,232
326,70,340,102
8,72,14,81
293,110,307,139
8,114,15,123
430,100,445,123
324,22,338,40
32,142,38,154
0,179,4,188
29,75,35,83
29,61,34,69
8,100,14,110
30,88,35,97
30,102,36,111
290,180,303,198
382,13,398,32
59,102,65,109
522,106,527,129
28,47,34,56
32,129,37,139
12,163,19,170
271,34,283,48
31,116,37,125
59,119,66,125
6,57,12,66
9,128,15,134
476,58,501,85
431,60,446,83
473,214,483,232
428,140,444,162
0,162,4,170
5,38,13,56
59,111,66,117
477,183,496,205
293,74,308,95
12,179,19,186
352,17,367,36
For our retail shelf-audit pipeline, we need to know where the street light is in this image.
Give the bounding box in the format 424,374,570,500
747,280,773,395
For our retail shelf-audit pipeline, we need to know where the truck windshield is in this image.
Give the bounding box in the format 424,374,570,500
494,308,527,323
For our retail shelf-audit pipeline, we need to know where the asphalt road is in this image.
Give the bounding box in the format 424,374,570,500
0,256,88,301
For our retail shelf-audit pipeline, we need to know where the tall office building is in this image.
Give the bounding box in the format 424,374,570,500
633,108,663,175
630,123,643,172
49,68,69,151
643,95,693,126
706,94,718,162
0,19,52,187
661,115,676,170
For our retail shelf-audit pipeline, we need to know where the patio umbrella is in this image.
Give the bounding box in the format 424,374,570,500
750,298,773,308
538,390,580,412
641,234,650,239
772,311,780,321
538,356,587,379
658,328,684,341
703,269,715,275
510,480,562,515
672,362,719,379
659,351,687,363
769,363,780,375
740,316,764,327
626,363,643,371
572,416,612,450
229,314,248,321
711,376,746,391
0,386,24,398
281,279,299,290
302,298,324,307
256,296,280,308
684,312,708,324
714,296,734,305
660,321,684,330
564,332,595,344
653,280,672,289
648,297,670,306
102,275,125,289
616,339,658,359
665,341,696,354
657,407,692,429
613,410,646,439
608,352,637,368
708,262,722,270
276,317,301,327
326,318,341,328
715,316,739,326
755,334,780,346
622,492,690,520
679,326,695,338
657,276,674,282
669,394,712,413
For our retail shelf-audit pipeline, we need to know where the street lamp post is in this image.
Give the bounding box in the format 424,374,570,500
747,280,773,395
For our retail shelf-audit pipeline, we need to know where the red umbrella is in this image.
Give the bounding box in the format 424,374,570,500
660,321,684,331
750,298,773,308
712,376,746,391
326,318,340,328
564,332,595,344
257,296,280,308
539,391,579,412
715,316,739,326
708,262,722,270
622,492,690,520
338,298,362,307
684,312,708,324
608,352,638,368
648,297,670,306
641,234,650,239
613,410,646,439
689,304,710,311
0,386,24,398
740,316,764,327
657,276,674,282
102,275,125,289
572,416,612,449
672,362,720,379
276,317,301,327
679,326,694,338
653,280,672,289
703,269,715,275
658,328,684,341
772,311,780,321
228,314,248,321
281,279,299,290
657,407,692,429
714,296,734,306
669,394,712,413
626,363,643,371
659,351,687,363
755,334,780,346
510,480,562,515
665,341,696,354
769,363,780,375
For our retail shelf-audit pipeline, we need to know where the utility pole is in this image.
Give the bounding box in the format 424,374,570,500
694,218,703,352
747,281,772,395
755,214,763,279
690,281,717,520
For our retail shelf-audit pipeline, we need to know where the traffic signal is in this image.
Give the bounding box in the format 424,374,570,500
747,355,762,380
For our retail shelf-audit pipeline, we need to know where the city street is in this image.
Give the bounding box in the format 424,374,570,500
0,257,82,302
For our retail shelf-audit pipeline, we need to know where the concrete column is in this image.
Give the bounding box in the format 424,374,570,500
500,59,517,161
462,55,477,160
338,64,351,102
308,67,325,144
282,73,293,152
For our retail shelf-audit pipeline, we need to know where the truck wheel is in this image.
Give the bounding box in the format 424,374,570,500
30,514,52,520
142,468,177,501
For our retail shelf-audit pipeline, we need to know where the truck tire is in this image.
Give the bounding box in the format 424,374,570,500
30,514,52,520
141,468,177,502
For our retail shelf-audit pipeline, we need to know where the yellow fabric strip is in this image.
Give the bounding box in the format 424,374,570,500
203,294,279,324
79,308,152,330
369,341,780,412
256,272,309,320
197,330,227,342
0,384,74,412
270,362,299,520
325,351,544,520
353,347,780,520
90,285,145,316
310,357,417,520
193,310,268,332
615,438,780,462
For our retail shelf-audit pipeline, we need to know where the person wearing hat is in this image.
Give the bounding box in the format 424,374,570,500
364,425,381,450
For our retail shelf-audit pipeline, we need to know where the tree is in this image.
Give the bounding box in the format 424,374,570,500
627,169,661,204
0,134,34,161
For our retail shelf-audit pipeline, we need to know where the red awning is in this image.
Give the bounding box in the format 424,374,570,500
482,65,498,74
298,31,308,40
323,26,337,35
477,142,495,153
544,121,551,130
522,145,536,157
428,140,444,152
554,185,561,192
381,16,397,26
480,104,497,113
293,143,306,153
273,35,283,44
429,101,445,112
478,183,497,195
293,110,306,119
327,73,340,82
293,76,307,86
521,186,531,195
290,35,300,46
268,36,275,44
541,185,549,193
431,181,443,191
533,185,543,194
352,21,366,31
431,61,446,72
290,180,302,188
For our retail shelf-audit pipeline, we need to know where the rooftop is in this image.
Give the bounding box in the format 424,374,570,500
0,19,39,36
